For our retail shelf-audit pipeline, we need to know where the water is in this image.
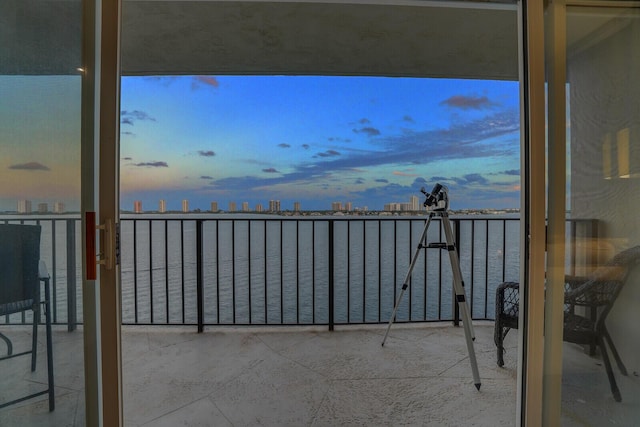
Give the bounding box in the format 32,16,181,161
117,214,521,326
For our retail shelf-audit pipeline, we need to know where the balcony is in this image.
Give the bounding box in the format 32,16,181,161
2,215,639,425
3,323,640,426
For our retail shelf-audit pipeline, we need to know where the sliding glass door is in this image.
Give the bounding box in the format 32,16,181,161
544,1,640,424
1,1,122,425
0,1,94,424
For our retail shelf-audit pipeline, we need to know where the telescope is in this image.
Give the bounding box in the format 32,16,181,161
420,183,448,210
382,182,480,390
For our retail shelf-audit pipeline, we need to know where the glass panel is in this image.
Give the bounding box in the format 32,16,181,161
0,1,85,425
562,5,640,424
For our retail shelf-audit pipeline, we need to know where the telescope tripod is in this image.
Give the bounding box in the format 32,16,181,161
381,208,481,390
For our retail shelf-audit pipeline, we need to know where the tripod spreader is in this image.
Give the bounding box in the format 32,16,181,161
426,242,449,249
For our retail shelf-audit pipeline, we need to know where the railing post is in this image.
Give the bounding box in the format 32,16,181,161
452,219,460,327
328,220,334,331
196,220,204,333
67,219,77,331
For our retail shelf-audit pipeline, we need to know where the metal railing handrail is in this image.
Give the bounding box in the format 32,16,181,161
1,215,598,332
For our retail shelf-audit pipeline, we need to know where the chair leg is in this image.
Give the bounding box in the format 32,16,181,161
602,326,627,376
44,279,55,412
597,334,621,402
31,307,39,372
0,332,12,356
495,320,505,367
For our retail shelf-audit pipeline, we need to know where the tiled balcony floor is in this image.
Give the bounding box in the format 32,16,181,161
1,323,639,426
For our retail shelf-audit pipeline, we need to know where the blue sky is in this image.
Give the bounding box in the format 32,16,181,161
119,75,520,211
0,75,520,212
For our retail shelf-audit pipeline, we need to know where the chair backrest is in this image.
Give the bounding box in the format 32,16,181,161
566,245,640,311
0,224,42,308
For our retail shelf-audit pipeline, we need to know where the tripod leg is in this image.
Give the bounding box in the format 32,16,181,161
441,215,481,389
382,214,434,346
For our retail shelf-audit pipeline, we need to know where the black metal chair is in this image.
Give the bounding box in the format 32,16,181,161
0,224,55,411
494,245,640,402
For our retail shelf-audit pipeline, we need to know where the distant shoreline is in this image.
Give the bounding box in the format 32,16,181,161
0,209,521,219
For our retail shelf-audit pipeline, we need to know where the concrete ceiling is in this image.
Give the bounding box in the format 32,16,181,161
4,1,628,80
1,0,520,80
120,1,520,80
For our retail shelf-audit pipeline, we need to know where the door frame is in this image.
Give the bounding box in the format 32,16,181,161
86,0,564,425
81,0,124,425
98,0,124,425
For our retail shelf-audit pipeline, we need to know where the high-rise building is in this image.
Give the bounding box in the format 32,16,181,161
38,203,48,213
293,201,301,212
242,202,249,212
134,200,143,213
410,195,420,211
182,199,189,213
17,200,32,214
345,202,352,212
331,202,342,211
269,200,280,212
158,199,166,213
255,203,263,212
210,201,218,212
53,202,65,214
228,201,237,212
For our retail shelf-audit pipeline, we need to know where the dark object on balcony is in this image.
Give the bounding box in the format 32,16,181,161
0,224,55,411
494,245,640,402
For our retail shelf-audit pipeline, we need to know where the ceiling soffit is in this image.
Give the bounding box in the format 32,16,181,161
121,1,520,80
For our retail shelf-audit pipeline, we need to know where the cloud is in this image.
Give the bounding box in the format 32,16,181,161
328,137,351,143
191,76,220,90
503,169,520,175
429,173,489,186
289,109,519,182
121,110,156,125
462,173,489,185
393,171,419,177
133,161,168,167
359,118,371,124
301,144,310,150
188,109,520,209
122,157,132,160
403,115,414,123
315,150,341,158
200,175,213,180
198,150,216,157
8,162,50,171
413,177,428,185
278,143,291,148
355,178,365,184
262,168,280,173
353,127,381,137
144,76,178,86
440,95,495,110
